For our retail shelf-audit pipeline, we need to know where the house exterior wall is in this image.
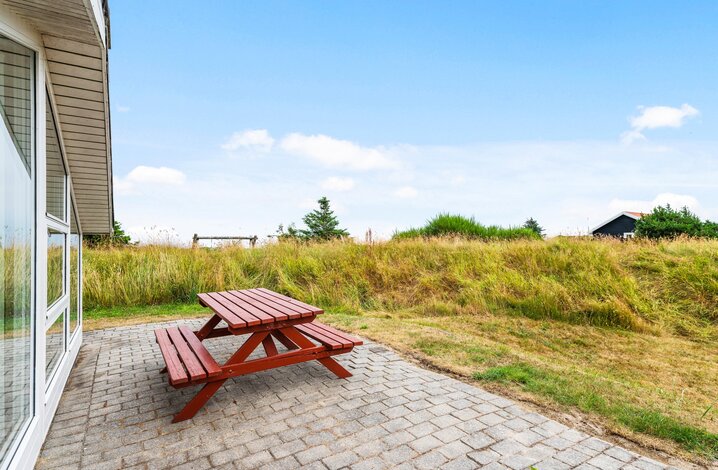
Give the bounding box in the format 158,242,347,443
1,3,110,468
592,215,637,238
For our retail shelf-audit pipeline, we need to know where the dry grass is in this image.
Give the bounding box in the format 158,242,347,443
82,237,718,461
84,237,718,340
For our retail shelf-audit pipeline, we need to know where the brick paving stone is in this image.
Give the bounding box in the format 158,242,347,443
586,453,625,469
555,447,592,466
413,450,448,469
461,432,495,451
322,450,360,469
36,321,675,470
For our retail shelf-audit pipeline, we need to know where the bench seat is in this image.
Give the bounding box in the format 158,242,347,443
155,326,222,386
295,321,363,350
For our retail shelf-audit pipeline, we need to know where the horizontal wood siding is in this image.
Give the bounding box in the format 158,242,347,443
1,0,113,233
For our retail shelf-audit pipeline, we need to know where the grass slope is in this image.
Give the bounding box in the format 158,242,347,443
83,237,718,461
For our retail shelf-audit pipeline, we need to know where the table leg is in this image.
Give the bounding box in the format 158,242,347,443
262,335,279,357
278,327,353,379
172,380,225,423
172,331,269,423
271,330,299,350
196,314,222,341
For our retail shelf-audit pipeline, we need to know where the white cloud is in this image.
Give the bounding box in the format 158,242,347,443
115,165,186,195
280,133,399,171
608,192,701,214
117,105,130,113
114,134,718,242
321,176,355,191
394,186,418,199
222,129,274,152
621,104,699,144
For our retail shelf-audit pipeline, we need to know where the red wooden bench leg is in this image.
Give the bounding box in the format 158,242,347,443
278,327,353,379
171,331,269,423
317,357,352,378
172,380,225,423
271,330,299,350
262,335,278,357
196,314,222,341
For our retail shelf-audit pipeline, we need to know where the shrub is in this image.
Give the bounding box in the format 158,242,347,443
635,205,718,239
393,214,540,241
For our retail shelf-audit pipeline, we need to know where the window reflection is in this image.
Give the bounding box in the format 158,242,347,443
45,312,65,379
0,32,34,462
70,208,80,335
46,98,66,221
47,229,65,307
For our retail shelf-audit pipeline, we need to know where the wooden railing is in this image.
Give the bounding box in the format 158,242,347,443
192,234,258,248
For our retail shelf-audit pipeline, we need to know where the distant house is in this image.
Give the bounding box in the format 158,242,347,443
591,212,646,238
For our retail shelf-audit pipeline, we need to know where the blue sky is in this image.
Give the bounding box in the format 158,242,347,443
109,1,718,243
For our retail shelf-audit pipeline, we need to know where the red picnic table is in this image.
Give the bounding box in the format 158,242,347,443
154,288,362,422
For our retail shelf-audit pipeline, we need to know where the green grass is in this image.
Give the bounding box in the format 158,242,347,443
474,363,718,458
393,213,540,240
83,237,718,340
80,236,718,462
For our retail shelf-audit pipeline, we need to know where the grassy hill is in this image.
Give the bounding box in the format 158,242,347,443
83,237,718,461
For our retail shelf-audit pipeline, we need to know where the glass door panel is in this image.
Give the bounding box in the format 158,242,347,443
69,207,79,336
45,312,64,380
47,229,65,308
0,33,34,463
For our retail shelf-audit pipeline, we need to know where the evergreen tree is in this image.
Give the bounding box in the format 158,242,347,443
522,217,544,237
300,197,349,241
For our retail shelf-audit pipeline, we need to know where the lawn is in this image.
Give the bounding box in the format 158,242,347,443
82,237,718,463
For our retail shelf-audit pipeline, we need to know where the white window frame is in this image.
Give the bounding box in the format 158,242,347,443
0,9,85,470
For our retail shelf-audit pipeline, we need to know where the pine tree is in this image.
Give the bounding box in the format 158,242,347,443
523,217,544,237
300,197,349,241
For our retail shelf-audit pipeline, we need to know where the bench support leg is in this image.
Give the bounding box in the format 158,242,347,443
317,357,352,378
172,380,225,423
278,327,353,379
262,335,278,357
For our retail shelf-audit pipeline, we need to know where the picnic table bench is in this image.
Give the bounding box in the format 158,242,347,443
154,288,362,422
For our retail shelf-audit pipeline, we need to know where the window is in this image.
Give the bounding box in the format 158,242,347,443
47,228,65,307
45,91,71,393
46,98,66,221
45,310,65,380
70,203,80,336
0,32,34,462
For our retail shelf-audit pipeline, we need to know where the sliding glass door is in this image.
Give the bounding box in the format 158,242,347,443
0,33,35,462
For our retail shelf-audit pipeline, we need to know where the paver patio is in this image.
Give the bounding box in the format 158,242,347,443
37,320,676,470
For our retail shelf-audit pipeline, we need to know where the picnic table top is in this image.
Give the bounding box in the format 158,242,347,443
197,288,323,331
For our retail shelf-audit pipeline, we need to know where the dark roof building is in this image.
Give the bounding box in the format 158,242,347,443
591,211,646,238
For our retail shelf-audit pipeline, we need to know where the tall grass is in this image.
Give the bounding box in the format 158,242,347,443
83,237,718,340
393,214,539,240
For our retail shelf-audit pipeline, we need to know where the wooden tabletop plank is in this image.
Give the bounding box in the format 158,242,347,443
224,290,282,323
256,288,323,315
199,292,247,329
166,327,207,381
233,290,301,320
212,291,263,326
249,289,315,318
179,326,222,377
155,328,189,385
